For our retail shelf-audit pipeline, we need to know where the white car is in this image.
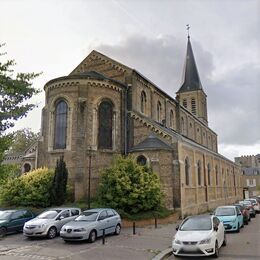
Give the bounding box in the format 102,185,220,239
23,207,81,239
172,215,226,258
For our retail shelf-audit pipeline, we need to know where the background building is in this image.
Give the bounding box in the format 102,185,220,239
235,154,260,197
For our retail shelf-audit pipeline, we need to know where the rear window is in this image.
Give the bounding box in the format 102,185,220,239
215,208,235,216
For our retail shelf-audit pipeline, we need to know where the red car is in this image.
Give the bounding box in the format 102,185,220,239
235,204,250,224
239,201,256,218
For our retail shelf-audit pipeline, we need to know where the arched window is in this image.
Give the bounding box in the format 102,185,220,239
23,163,31,173
170,110,174,128
215,165,218,186
197,160,201,186
141,91,146,114
183,99,187,108
54,100,68,149
137,155,147,166
157,101,162,122
207,163,211,185
185,157,190,186
98,100,113,149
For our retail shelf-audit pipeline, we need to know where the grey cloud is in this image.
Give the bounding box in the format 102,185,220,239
95,34,259,147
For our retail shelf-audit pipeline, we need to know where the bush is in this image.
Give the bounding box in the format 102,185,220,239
97,155,164,214
0,167,54,207
0,164,20,185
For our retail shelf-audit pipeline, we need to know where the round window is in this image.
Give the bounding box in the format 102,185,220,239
137,155,147,166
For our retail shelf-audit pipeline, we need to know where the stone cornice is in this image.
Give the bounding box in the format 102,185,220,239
130,111,171,141
44,78,123,94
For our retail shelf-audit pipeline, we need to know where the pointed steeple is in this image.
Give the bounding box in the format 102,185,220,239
177,36,203,93
176,29,208,125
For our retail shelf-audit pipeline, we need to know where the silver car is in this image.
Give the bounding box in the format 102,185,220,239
60,208,121,242
23,207,81,239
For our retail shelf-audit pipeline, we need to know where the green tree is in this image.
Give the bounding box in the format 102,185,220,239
97,155,164,214
0,167,54,207
9,128,39,153
0,43,40,161
51,156,68,206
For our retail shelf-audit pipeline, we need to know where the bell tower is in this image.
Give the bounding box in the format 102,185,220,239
176,26,208,125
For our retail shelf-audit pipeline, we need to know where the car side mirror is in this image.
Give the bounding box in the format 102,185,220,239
175,225,179,231
214,225,218,231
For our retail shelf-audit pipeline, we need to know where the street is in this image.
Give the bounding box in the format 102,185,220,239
0,214,259,260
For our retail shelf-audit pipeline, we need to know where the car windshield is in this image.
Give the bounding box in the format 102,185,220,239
0,211,12,220
180,217,212,231
215,208,235,216
75,211,98,222
38,210,61,219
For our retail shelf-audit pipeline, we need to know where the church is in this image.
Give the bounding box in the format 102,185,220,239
31,35,242,216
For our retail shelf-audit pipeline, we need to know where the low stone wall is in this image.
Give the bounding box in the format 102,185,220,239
122,211,180,228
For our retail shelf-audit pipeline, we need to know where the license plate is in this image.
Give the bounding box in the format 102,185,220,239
25,232,33,235
224,225,228,228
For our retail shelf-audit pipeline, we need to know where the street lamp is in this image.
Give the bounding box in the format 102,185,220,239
87,146,93,209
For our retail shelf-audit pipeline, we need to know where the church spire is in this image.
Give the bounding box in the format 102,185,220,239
177,30,203,93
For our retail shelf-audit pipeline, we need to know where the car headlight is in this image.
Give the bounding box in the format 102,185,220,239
199,238,211,244
74,228,86,232
231,218,236,223
173,239,181,245
37,224,46,228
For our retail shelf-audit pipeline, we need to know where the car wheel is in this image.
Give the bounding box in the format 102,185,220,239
213,241,219,258
88,230,96,243
248,216,251,222
114,224,121,235
241,222,244,228
0,227,7,238
47,226,57,239
245,219,249,225
222,233,227,246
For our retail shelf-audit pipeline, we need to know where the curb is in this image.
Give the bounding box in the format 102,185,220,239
152,248,172,260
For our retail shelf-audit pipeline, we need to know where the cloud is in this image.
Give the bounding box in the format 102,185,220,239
94,34,260,147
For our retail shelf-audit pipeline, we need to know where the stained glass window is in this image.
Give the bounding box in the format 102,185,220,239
54,100,68,149
98,100,113,149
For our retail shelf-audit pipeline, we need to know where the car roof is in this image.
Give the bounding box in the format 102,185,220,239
216,205,236,208
47,207,80,211
82,208,115,212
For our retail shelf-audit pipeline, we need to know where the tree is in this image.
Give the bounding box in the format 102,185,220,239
51,156,68,206
9,128,39,153
0,43,41,161
97,155,164,214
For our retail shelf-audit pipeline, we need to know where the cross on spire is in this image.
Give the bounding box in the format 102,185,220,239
186,24,190,38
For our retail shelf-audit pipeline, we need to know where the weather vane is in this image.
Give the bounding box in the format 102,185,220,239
186,24,190,38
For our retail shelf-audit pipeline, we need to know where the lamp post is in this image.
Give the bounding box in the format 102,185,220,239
87,146,93,209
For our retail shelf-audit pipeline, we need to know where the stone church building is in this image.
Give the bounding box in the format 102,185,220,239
34,36,242,216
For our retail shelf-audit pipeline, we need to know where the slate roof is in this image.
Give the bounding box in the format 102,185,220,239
130,134,173,152
177,37,204,93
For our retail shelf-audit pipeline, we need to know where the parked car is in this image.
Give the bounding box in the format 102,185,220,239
172,215,226,258
240,200,256,218
234,204,250,225
23,207,81,239
0,209,35,238
60,208,121,242
214,206,243,232
244,198,260,213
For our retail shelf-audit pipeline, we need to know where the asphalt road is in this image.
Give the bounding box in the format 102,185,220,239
167,214,260,259
0,214,259,260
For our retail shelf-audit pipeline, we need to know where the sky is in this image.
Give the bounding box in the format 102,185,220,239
0,0,259,161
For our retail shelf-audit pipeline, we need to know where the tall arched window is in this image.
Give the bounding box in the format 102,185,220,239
215,165,218,186
185,157,190,186
157,101,162,122
170,110,174,128
54,100,68,149
98,100,113,149
183,99,187,108
141,91,146,114
207,163,211,185
197,160,201,186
